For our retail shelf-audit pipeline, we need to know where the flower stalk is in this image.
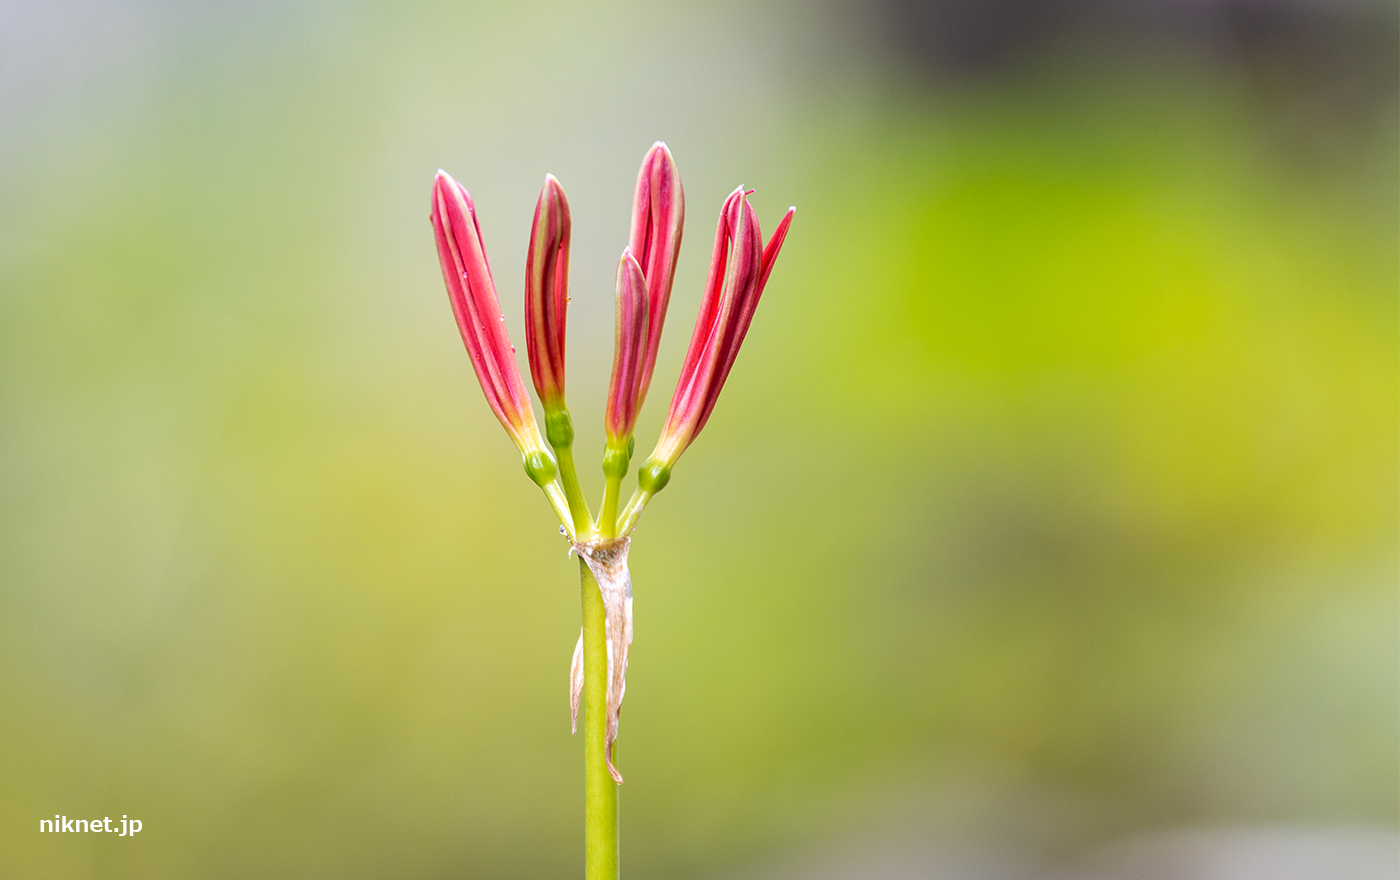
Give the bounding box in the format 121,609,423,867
429,142,791,880
580,556,619,880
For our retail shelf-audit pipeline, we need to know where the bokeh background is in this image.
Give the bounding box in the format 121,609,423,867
0,0,1395,878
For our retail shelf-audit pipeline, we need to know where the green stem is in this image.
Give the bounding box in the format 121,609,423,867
580,557,619,880
615,487,651,537
598,472,623,540
598,439,632,540
556,444,593,537
540,481,576,536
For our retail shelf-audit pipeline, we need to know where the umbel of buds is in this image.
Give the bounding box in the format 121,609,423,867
430,144,793,786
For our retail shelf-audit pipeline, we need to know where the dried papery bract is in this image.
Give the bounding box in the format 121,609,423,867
572,538,633,783
430,170,573,530
570,632,584,734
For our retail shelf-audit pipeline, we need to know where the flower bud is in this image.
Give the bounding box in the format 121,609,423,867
604,248,649,449
525,174,571,416
644,188,794,476
432,170,571,530
431,170,547,456
626,142,684,415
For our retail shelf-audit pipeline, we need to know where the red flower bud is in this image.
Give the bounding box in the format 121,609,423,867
625,142,684,420
432,170,563,504
647,188,794,469
605,249,650,446
525,174,571,415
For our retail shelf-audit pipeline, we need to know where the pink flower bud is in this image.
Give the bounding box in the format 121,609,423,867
645,188,794,473
525,174,571,415
431,170,550,462
625,142,684,417
605,249,649,446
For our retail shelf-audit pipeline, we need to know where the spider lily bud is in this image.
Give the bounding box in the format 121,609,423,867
525,175,572,447
637,188,794,493
604,249,649,473
431,171,568,514
627,142,684,415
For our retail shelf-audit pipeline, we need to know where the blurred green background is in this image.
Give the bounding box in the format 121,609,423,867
0,0,1395,877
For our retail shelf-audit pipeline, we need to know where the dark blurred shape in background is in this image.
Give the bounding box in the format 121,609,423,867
877,0,1397,155
878,0,1395,88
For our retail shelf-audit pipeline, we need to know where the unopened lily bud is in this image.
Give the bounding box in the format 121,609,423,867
604,248,649,456
525,174,572,419
432,171,547,454
626,142,684,415
431,170,571,527
642,188,794,482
